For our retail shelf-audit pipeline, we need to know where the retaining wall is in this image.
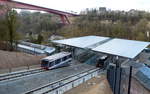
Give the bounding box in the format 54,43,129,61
26,68,100,94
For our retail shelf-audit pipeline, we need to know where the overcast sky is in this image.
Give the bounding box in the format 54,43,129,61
15,0,150,13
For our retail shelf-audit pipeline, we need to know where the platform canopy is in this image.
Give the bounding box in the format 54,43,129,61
53,36,109,48
53,36,150,59
92,38,150,58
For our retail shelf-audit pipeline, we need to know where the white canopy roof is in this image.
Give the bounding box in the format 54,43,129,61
92,38,150,58
53,36,109,48
53,36,150,59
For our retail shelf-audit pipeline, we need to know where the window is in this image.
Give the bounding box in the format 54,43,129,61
55,59,61,64
63,56,67,61
62,56,66,61
49,61,55,67
41,60,48,67
69,54,72,58
67,54,72,59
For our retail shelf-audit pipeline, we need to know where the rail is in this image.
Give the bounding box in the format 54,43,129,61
25,68,101,94
0,68,44,82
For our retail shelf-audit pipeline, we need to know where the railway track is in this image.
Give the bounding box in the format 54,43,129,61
0,61,85,82
25,68,101,94
0,68,45,82
0,63,99,94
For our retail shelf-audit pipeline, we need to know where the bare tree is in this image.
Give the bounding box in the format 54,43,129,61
6,9,18,51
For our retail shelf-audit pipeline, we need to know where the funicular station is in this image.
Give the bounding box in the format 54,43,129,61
53,35,150,94
0,36,150,94
0,1,150,94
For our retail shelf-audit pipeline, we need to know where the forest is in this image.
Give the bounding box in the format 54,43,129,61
59,8,150,41
0,7,150,50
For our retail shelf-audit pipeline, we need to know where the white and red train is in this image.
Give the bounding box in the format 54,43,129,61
41,52,72,70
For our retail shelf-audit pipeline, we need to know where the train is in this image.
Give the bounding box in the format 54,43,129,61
17,41,55,56
41,52,72,69
96,55,108,68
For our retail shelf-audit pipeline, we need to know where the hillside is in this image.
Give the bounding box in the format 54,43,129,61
0,50,44,69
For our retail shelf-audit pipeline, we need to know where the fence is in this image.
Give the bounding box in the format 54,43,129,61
107,63,137,94
0,65,40,74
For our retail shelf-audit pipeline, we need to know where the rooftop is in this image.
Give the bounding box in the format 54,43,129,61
53,35,150,59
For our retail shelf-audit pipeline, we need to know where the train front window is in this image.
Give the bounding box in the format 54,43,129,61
41,60,48,67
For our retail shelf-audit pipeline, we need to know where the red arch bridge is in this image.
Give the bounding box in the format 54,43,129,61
0,0,78,24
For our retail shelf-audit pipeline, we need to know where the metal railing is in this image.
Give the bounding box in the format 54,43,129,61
0,68,44,82
0,64,40,74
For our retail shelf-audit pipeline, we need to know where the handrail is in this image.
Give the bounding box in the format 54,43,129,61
0,68,42,78
25,68,100,94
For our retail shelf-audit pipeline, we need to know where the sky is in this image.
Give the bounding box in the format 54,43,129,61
14,0,150,13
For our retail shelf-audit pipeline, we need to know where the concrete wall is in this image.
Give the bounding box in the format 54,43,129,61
30,69,100,94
